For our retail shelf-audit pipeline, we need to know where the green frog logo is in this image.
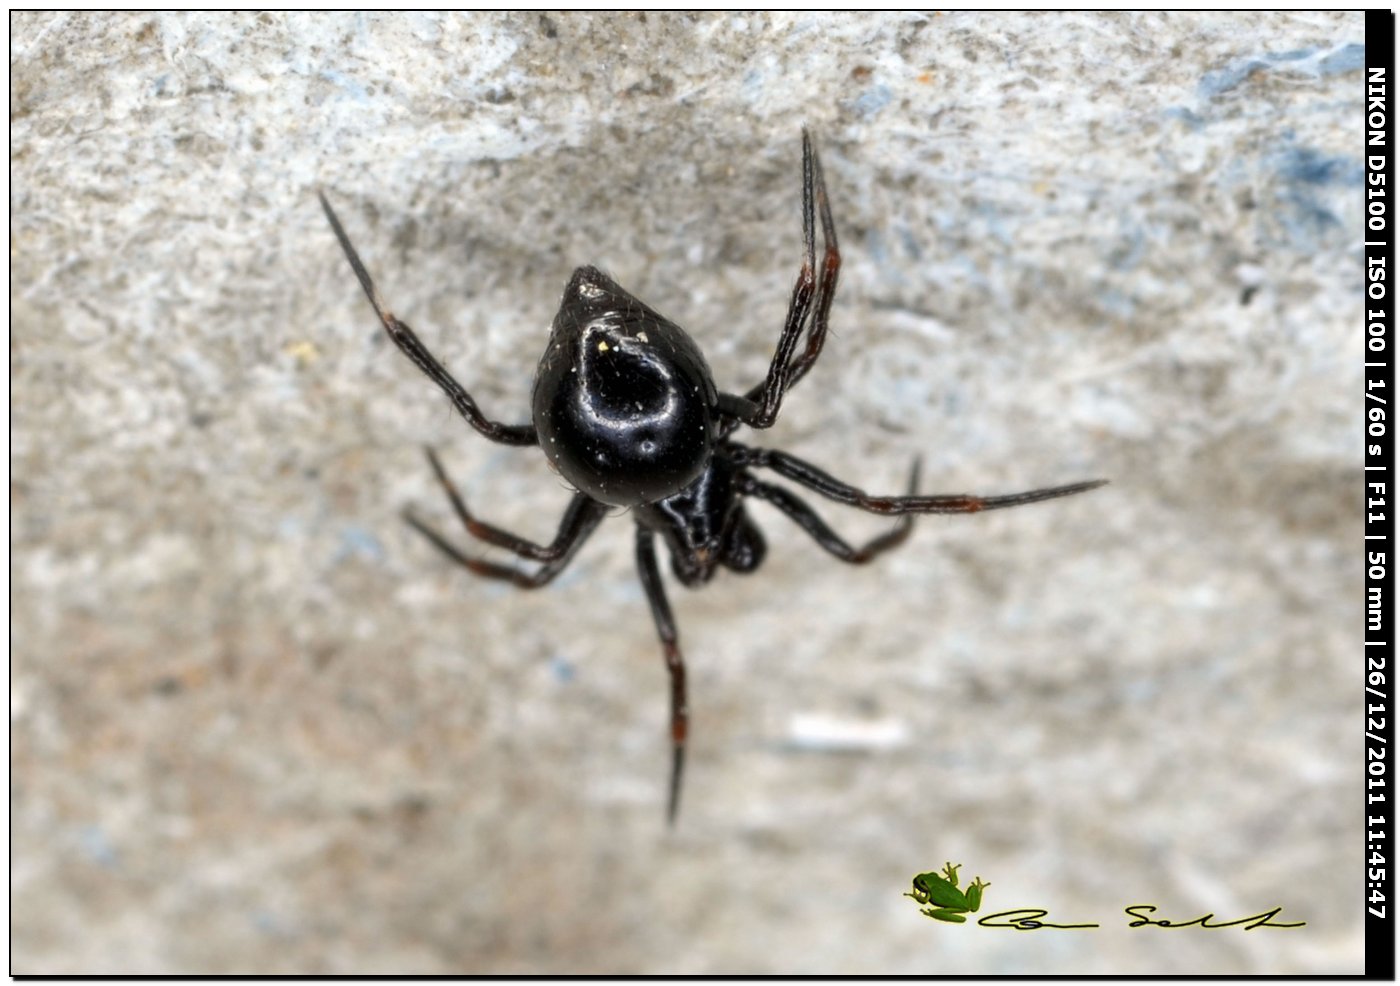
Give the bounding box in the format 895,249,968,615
905,862,990,923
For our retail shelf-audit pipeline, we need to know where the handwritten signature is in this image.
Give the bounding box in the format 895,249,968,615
976,905,1305,931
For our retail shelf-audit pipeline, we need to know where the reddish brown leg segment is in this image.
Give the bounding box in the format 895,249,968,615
404,484,607,588
719,129,843,433
735,445,1107,515
319,192,537,446
741,457,921,563
634,526,688,825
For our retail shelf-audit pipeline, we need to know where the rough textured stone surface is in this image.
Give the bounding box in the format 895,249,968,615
11,11,1363,974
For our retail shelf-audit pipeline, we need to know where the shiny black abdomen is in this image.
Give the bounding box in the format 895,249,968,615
532,266,718,506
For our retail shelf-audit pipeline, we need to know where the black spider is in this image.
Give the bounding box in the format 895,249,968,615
319,131,1105,824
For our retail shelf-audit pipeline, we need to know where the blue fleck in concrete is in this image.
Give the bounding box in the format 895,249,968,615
1109,225,1146,273
864,228,897,283
1163,106,1205,131
851,85,893,118
1199,41,1365,99
320,70,370,103
1267,138,1363,245
1320,42,1366,76
549,654,576,683
896,224,924,262
973,202,1013,248
334,525,385,564
1200,59,1268,99
79,825,117,867
740,69,764,101
252,909,294,937
1097,288,1138,321
1276,145,1363,187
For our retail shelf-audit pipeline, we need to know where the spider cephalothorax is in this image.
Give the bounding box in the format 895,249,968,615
320,131,1104,823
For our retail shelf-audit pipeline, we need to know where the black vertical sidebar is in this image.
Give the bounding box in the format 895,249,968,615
1365,9,1395,982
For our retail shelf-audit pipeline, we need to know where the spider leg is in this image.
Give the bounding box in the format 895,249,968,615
634,526,688,825
734,445,1107,515
741,457,922,563
319,192,537,446
769,128,839,397
403,489,607,588
719,129,840,430
420,446,589,560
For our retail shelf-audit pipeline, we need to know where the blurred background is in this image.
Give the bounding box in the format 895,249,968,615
11,11,1364,973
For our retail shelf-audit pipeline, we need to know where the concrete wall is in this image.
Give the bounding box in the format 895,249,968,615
11,11,1363,973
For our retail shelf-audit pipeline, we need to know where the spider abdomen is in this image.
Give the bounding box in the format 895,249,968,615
532,266,718,506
